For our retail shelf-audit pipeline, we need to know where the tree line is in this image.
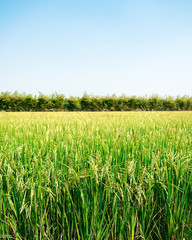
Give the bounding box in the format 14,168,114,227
0,92,192,111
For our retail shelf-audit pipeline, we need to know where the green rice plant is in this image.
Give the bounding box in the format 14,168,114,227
0,112,192,239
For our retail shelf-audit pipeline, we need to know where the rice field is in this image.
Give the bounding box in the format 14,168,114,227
0,112,192,240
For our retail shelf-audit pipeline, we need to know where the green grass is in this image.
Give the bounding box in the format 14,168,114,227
0,112,192,239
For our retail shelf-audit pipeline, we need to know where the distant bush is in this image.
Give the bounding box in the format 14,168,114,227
24,95,37,111
65,97,80,111
0,92,192,111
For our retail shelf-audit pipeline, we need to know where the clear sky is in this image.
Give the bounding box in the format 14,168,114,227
0,0,192,97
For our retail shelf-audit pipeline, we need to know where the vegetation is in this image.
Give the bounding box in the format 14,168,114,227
1,92,192,111
0,112,192,239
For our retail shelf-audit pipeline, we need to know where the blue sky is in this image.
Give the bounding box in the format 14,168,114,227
0,0,192,97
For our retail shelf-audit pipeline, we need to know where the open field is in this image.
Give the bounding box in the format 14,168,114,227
0,112,192,239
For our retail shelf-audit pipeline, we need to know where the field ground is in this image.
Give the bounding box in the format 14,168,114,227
0,112,192,239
